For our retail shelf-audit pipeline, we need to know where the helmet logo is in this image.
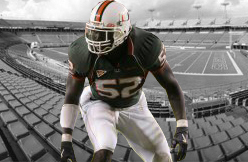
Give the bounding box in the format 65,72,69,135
107,23,115,27
96,70,107,78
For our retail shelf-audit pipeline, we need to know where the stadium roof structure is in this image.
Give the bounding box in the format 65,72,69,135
134,17,248,29
0,19,85,29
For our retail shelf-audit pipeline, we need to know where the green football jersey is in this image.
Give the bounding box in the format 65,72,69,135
68,27,166,108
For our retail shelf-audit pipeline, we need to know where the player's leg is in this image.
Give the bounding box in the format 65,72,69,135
79,86,118,161
116,92,172,162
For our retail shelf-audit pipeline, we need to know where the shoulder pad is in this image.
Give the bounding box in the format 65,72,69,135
130,27,162,71
68,36,93,78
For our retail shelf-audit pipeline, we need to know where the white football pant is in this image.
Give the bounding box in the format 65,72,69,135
79,86,172,162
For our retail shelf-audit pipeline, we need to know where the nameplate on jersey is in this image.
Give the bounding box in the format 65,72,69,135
96,70,107,78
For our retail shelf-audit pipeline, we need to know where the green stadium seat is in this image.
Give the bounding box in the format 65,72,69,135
40,104,53,111
47,132,61,153
43,114,59,125
0,90,9,96
26,102,39,111
113,145,128,161
216,113,226,119
210,119,223,125
73,144,92,162
187,139,194,151
189,128,204,139
33,99,45,106
72,127,88,143
8,100,22,108
15,106,30,117
117,134,129,147
217,121,233,131
23,113,41,127
205,116,217,121
221,138,245,159
223,116,235,122
85,138,94,150
3,94,15,102
18,135,46,161
34,122,55,139
34,108,48,117
181,151,200,162
235,150,248,162
0,138,9,160
20,97,31,104
7,121,29,141
54,122,62,133
197,121,211,128
200,145,225,162
230,117,245,126
28,95,38,101
239,132,248,146
211,131,229,145
0,103,9,112
49,108,61,117
0,157,13,162
192,136,212,149
193,118,206,124
14,93,25,99
128,150,143,162
0,111,18,126
35,152,57,162
75,118,85,129
203,125,219,135
226,126,245,138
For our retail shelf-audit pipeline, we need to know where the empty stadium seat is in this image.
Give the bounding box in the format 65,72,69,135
221,138,245,160
200,145,225,161
34,122,55,139
7,121,29,141
211,131,229,145
18,135,46,161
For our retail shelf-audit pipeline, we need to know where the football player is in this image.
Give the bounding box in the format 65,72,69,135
60,0,188,162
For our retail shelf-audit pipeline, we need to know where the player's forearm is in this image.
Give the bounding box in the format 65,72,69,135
167,82,186,121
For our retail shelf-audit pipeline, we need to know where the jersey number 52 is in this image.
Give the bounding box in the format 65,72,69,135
95,76,142,99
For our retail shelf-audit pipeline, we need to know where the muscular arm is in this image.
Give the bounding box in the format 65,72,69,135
64,74,85,105
62,74,85,134
151,62,186,120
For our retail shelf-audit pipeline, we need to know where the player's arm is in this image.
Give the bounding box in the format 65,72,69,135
151,46,188,161
60,73,85,162
151,62,186,121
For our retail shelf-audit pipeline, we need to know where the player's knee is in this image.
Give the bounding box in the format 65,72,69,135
153,152,172,162
92,149,113,162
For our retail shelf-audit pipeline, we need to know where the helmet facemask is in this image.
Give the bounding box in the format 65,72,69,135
85,22,128,55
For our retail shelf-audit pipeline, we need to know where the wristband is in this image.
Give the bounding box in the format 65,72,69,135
62,134,73,142
177,119,188,127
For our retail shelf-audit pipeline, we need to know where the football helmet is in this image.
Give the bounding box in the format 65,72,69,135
85,0,132,55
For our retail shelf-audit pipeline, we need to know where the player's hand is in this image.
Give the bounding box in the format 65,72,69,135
61,141,77,162
171,127,188,161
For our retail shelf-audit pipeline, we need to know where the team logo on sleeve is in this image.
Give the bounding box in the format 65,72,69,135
96,70,107,78
68,60,74,71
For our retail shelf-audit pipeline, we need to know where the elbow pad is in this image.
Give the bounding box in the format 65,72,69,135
60,104,79,130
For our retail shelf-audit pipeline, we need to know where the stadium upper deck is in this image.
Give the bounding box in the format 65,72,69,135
0,19,85,29
135,17,248,29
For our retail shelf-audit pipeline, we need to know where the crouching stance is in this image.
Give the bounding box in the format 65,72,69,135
60,0,188,161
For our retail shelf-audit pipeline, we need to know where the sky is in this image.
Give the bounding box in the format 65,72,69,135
0,0,248,22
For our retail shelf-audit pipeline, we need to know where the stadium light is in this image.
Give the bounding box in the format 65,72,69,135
148,9,155,21
221,2,230,19
193,5,202,20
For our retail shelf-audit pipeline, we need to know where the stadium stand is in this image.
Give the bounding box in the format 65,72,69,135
0,16,248,161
